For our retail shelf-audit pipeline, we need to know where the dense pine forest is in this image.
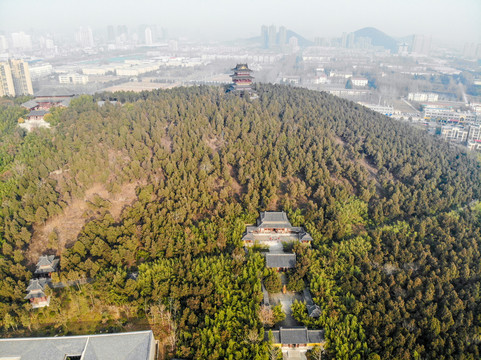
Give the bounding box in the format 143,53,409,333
0,85,480,359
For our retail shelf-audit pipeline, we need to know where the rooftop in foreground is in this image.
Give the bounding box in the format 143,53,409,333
0,330,157,360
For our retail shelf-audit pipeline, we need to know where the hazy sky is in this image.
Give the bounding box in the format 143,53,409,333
1,0,480,44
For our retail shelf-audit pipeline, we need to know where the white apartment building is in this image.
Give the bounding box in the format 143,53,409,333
351,77,368,87
29,63,53,78
425,107,477,123
408,92,439,102
59,73,88,85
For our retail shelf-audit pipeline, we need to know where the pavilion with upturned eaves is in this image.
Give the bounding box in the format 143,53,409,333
35,255,59,276
228,64,256,95
25,278,50,309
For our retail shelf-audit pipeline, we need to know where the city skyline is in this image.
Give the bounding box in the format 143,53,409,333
0,0,480,45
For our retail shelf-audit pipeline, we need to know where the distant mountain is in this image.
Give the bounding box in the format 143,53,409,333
354,27,398,52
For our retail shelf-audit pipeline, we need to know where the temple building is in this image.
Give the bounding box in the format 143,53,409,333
21,95,74,111
266,327,324,351
25,278,50,308
228,64,255,94
35,255,59,276
243,211,313,245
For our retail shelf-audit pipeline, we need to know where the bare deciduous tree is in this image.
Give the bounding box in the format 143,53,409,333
259,305,275,327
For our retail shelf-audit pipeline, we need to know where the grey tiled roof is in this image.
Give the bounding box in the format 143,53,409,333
307,304,321,318
28,110,48,116
0,331,155,360
266,327,324,345
35,255,59,274
265,253,296,268
280,327,308,344
300,232,313,241
21,100,39,109
266,330,280,343
258,211,292,229
26,278,49,292
37,255,55,267
303,288,314,305
242,233,255,241
308,330,325,343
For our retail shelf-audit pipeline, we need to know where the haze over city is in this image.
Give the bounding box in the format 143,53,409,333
1,0,481,359
1,0,480,44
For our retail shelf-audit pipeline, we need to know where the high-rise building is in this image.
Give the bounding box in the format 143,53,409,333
145,27,153,45
278,26,287,47
11,32,32,50
268,25,276,49
9,59,33,95
117,25,128,37
261,25,269,49
398,43,409,56
411,34,431,55
0,35,8,52
75,27,94,48
347,32,356,49
0,59,33,96
463,43,476,58
0,62,15,97
341,32,347,48
289,36,299,53
168,40,178,52
107,25,116,42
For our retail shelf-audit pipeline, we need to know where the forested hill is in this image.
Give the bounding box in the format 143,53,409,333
0,85,480,359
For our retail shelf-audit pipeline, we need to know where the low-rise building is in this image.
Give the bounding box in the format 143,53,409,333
408,92,438,102
424,106,477,123
439,125,469,142
329,70,352,79
351,76,368,87
59,73,88,85
467,140,481,151
438,124,481,150
358,102,394,117
29,63,53,78
467,125,481,141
